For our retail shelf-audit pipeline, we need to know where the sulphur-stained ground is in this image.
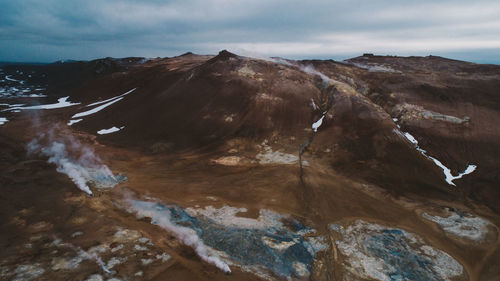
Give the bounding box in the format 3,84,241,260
1,52,500,281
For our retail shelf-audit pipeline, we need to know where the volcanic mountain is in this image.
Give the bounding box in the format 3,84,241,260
0,51,499,281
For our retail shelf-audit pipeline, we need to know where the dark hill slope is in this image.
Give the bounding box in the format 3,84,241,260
13,52,498,211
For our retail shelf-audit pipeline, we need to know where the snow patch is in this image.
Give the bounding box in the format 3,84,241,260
97,126,124,135
312,114,325,132
399,130,477,186
68,119,83,126
72,97,123,118
71,88,136,119
0,117,8,125
5,75,22,82
6,97,79,111
311,99,320,110
428,157,476,186
0,103,24,107
86,88,136,107
403,132,419,145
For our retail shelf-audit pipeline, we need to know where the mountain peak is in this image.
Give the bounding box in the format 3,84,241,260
217,50,237,59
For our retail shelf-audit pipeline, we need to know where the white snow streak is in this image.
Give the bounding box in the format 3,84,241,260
312,115,325,132
97,126,124,135
72,88,136,119
72,97,123,118
428,157,476,186
403,132,418,145
401,131,477,186
5,97,79,111
86,88,136,107
311,99,320,111
5,75,22,82
68,119,83,126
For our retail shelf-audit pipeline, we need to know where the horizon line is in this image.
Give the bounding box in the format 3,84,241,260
1,51,499,66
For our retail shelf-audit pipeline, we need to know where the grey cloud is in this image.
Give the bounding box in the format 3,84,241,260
0,0,499,63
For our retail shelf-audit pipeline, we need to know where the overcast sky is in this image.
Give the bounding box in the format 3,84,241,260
1,0,499,63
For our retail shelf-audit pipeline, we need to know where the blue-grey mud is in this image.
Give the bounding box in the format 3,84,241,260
332,220,466,281
128,200,327,279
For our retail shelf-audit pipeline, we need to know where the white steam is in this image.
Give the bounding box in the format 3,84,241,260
42,141,93,194
228,50,332,86
128,200,231,273
28,131,117,195
300,64,331,84
77,249,111,274
299,64,332,133
52,238,111,274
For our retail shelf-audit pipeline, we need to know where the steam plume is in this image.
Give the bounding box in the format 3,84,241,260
27,128,117,195
52,237,111,273
300,64,331,84
127,200,231,273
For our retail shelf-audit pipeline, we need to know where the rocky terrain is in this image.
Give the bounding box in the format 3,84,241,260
0,51,499,281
